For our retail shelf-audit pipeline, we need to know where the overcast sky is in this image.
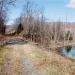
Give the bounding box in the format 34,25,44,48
7,0,75,25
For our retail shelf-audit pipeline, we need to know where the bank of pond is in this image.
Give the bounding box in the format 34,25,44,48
59,45,75,59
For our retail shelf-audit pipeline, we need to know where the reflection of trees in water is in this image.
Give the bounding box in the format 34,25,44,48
65,45,72,53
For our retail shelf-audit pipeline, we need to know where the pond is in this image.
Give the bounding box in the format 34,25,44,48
60,45,75,58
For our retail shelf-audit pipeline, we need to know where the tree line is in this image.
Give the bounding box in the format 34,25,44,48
0,0,73,47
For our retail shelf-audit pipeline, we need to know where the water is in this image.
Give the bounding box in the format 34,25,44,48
61,46,75,58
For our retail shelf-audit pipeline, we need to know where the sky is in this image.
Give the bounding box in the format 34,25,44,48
7,0,75,25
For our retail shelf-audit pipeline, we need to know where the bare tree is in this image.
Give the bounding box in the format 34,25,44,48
0,0,16,35
21,0,64,48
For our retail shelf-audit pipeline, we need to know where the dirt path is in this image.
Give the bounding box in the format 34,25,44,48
13,44,42,75
0,44,43,75
0,43,75,75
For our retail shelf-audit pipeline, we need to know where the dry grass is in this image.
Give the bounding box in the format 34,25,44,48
23,44,75,75
0,43,75,75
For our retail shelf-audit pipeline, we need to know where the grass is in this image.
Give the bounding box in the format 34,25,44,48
0,46,11,66
0,45,5,50
24,44,75,75
0,43,75,75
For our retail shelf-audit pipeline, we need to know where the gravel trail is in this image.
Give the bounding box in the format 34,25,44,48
0,44,42,75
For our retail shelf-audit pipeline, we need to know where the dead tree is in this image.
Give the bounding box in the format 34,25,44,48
0,0,16,35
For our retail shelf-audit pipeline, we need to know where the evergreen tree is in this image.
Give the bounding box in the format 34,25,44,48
16,23,23,34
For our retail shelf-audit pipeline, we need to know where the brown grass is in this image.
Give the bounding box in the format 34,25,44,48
0,43,75,75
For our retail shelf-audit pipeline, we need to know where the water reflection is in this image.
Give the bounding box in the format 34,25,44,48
61,45,75,58
65,45,72,53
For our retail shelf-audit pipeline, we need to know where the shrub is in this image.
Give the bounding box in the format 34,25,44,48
65,31,73,41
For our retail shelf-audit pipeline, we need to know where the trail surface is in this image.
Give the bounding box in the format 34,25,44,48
0,43,43,75
0,43,75,75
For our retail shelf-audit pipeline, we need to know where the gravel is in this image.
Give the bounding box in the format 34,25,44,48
0,38,27,45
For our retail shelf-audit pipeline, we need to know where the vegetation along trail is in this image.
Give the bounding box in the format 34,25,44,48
0,42,75,75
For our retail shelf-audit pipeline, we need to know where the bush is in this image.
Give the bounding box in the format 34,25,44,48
65,31,73,41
